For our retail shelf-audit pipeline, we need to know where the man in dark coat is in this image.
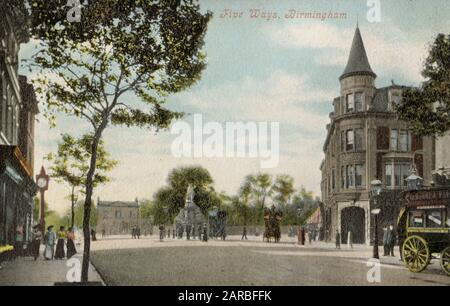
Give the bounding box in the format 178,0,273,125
388,225,396,256
335,230,341,249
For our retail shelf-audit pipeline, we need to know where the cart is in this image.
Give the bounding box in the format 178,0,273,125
398,188,450,275
263,206,282,243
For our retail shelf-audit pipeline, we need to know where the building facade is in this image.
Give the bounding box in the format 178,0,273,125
0,4,38,248
320,26,435,245
97,199,153,235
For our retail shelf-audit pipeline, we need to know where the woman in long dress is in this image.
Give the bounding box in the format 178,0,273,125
44,226,56,260
66,227,77,259
54,226,66,260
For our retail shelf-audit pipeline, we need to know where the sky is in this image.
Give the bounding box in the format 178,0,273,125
19,0,450,215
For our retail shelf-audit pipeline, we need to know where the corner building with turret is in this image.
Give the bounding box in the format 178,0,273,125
320,26,435,244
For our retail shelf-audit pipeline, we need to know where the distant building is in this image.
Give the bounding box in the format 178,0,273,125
320,26,435,245
0,5,38,247
97,198,153,235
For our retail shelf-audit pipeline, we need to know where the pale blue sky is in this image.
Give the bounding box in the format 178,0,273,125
19,0,450,214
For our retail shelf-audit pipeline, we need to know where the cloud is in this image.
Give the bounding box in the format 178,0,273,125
266,23,428,84
179,70,333,132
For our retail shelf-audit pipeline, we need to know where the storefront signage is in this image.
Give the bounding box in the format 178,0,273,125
404,189,450,207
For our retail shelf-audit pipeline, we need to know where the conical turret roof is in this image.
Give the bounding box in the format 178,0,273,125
340,26,376,80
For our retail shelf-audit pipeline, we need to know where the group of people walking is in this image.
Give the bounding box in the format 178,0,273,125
31,225,77,261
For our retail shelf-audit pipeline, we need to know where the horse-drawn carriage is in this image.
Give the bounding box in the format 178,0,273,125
263,206,282,243
398,188,450,275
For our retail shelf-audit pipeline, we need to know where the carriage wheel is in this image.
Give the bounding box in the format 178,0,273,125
402,236,430,273
440,247,450,276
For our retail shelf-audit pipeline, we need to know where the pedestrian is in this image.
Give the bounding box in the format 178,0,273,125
202,223,208,242
31,225,43,261
136,227,141,239
15,225,24,257
382,227,389,256
347,230,353,249
159,225,164,242
335,230,341,250
242,226,248,240
43,225,56,260
54,226,66,260
91,229,97,241
66,227,77,259
389,225,396,257
101,229,106,238
131,227,136,239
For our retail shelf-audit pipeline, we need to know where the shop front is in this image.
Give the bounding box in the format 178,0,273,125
0,146,37,253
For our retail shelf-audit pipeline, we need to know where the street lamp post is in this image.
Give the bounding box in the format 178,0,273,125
36,166,49,232
370,179,382,260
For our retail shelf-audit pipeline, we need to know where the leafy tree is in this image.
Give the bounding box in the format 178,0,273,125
46,133,117,228
396,34,450,136
243,173,272,224
272,175,296,207
237,180,252,226
29,0,211,281
152,166,218,223
139,199,154,219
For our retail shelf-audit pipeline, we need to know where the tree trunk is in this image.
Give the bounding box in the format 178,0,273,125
71,186,75,229
81,123,107,283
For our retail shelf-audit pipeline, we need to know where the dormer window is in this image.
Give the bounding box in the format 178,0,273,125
389,93,402,111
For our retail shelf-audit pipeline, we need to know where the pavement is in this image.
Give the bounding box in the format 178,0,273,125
0,244,104,286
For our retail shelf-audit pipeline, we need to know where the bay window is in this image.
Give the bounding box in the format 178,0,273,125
346,130,354,151
355,92,364,112
385,162,411,188
346,93,354,113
